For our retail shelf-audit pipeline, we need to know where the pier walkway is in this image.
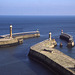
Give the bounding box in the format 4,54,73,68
0,31,40,47
0,31,39,38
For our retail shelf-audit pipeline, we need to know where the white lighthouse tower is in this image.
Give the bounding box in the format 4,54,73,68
10,24,12,39
49,32,51,41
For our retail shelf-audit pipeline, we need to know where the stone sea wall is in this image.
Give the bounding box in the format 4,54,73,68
29,39,75,75
0,32,40,47
0,38,23,47
60,32,74,47
14,33,40,39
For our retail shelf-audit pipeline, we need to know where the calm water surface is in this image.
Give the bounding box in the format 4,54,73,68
0,15,75,75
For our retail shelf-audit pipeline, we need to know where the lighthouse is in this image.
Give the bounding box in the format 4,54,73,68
61,30,63,34
10,24,12,38
49,32,51,41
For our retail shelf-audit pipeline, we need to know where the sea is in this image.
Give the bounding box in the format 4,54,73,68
0,15,75,75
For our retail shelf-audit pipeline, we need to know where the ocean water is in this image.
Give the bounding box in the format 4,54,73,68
0,15,75,75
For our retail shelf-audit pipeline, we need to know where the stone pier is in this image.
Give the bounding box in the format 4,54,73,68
60,30,74,47
0,25,40,47
0,38,23,47
29,39,75,75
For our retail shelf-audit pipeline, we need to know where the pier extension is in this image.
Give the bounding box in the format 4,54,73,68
0,25,40,47
29,33,75,75
60,30,74,47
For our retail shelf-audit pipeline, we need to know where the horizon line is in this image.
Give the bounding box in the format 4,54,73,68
0,14,75,16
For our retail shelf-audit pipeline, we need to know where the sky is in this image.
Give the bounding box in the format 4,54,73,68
0,0,75,15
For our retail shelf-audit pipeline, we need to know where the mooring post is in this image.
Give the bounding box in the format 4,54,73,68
10,24,12,38
49,32,51,41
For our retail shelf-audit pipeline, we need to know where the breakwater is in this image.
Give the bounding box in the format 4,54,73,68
13,31,40,39
1,31,40,39
0,31,40,47
29,39,75,75
60,31,74,47
0,38,23,47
